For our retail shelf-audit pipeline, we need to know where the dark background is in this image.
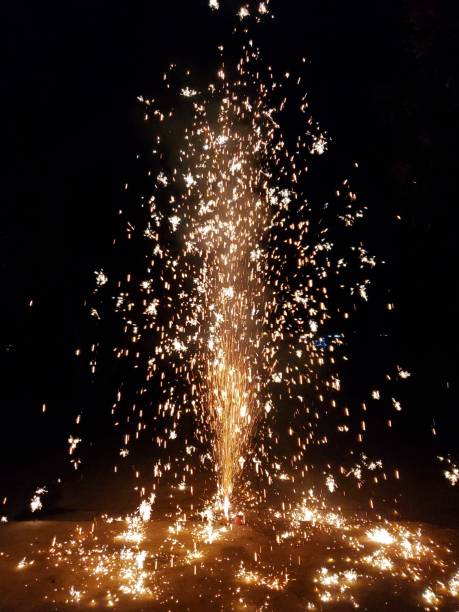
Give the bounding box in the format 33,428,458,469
1,0,458,514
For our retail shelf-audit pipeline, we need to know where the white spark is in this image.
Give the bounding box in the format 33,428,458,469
181,87,197,98
95,270,108,286
367,528,395,545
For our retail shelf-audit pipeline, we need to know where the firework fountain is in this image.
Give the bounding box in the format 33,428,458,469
183,68,273,514
108,4,360,516
1,2,459,610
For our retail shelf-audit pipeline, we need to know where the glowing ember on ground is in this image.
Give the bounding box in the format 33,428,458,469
2,491,459,609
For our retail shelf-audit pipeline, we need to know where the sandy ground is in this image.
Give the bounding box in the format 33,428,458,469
2,507,459,611
2,452,459,611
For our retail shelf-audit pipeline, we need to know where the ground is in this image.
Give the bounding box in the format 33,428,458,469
1,471,459,612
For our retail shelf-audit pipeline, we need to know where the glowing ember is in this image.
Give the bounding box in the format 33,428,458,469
367,528,396,546
30,487,47,513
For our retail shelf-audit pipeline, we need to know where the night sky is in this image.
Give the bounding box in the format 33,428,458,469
1,0,458,511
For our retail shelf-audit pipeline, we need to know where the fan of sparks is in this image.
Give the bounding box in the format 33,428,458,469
91,0,377,520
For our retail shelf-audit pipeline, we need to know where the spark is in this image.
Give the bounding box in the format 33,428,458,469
168,215,181,231
397,366,411,379
30,487,47,513
310,133,327,155
117,516,145,545
445,468,459,486
138,496,155,522
237,563,289,591
422,587,439,606
367,528,395,545
238,6,250,19
326,475,337,493
181,86,197,98
439,456,459,486
17,558,34,570
68,436,81,455
448,571,459,596
95,270,108,286
258,2,269,15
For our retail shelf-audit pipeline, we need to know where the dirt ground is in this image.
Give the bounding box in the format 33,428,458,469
1,505,459,611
